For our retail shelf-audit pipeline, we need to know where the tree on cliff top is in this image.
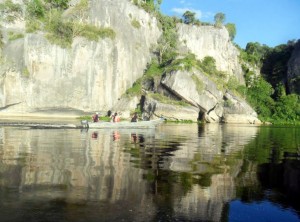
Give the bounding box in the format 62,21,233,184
225,23,236,41
182,11,196,25
214,12,225,28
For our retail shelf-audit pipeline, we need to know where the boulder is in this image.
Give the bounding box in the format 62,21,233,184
222,91,261,124
142,97,199,121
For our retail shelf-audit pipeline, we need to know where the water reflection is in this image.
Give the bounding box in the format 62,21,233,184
0,124,299,221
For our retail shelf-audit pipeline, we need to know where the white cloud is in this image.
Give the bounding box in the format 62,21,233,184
171,7,202,19
202,11,214,19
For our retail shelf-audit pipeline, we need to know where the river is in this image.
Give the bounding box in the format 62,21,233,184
0,122,299,222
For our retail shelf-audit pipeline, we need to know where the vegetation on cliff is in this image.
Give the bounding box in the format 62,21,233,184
0,0,299,123
0,0,116,48
238,41,300,123
131,0,299,124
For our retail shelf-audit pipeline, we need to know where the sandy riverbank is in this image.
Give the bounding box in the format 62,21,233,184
0,113,81,125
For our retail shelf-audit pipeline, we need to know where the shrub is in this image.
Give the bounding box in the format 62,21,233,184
73,23,116,41
149,93,189,106
273,94,300,121
44,10,73,47
144,61,164,78
67,0,89,20
126,79,142,96
8,31,24,41
44,0,70,10
200,56,217,74
191,74,204,94
0,0,22,13
131,18,141,29
0,32,3,48
167,53,200,72
226,76,240,91
26,0,46,19
0,0,22,22
225,23,236,41
26,19,42,33
22,67,30,77
245,77,275,118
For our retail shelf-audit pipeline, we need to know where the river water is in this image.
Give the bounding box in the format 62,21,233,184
0,123,299,222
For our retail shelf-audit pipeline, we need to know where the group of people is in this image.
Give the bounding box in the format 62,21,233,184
91,111,139,123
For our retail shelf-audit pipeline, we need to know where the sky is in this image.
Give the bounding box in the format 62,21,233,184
160,0,300,49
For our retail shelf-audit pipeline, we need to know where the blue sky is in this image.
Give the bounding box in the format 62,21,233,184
160,0,300,49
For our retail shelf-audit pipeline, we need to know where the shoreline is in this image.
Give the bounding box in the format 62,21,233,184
0,113,83,128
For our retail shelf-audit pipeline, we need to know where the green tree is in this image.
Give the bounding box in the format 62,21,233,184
44,9,73,47
155,14,178,65
182,10,196,24
246,77,275,119
274,82,286,100
225,23,236,41
241,42,270,66
273,94,300,121
214,12,225,27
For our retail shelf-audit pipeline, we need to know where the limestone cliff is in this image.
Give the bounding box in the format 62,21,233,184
0,0,161,115
0,0,259,123
177,24,243,82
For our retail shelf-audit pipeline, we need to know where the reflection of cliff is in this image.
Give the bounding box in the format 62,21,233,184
0,127,155,214
0,124,261,221
173,174,235,221
139,123,258,221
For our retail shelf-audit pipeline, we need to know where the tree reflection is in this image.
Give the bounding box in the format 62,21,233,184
235,126,300,215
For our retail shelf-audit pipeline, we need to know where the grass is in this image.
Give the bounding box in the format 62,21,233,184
8,31,24,41
22,67,30,78
125,79,142,96
131,18,141,29
148,93,189,106
73,23,116,41
191,74,204,94
78,116,111,122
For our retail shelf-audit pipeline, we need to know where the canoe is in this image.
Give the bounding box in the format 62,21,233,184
81,118,164,129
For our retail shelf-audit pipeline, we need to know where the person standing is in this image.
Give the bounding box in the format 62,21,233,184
131,112,138,122
92,112,99,122
114,112,120,122
111,112,120,122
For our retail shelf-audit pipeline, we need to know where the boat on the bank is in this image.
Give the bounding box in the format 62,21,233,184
81,118,164,129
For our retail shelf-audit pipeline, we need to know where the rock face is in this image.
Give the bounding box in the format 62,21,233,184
177,24,244,83
150,69,260,123
142,97,199,121
287,40,300,94
0,0,161,115
0,0,261,123
223,91,260,124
